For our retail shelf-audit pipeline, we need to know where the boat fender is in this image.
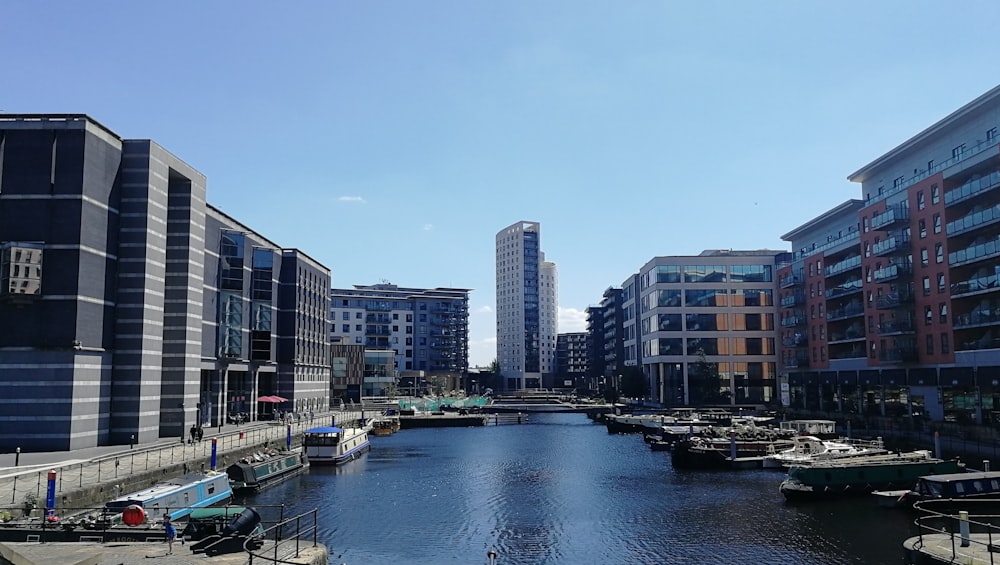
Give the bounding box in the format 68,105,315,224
122,505,146,526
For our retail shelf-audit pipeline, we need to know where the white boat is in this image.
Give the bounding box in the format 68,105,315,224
762,435,887,469
303,424,371,465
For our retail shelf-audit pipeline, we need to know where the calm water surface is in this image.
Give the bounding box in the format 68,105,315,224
245,413,915,565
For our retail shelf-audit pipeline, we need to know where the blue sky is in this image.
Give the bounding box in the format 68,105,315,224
4,1,1000,366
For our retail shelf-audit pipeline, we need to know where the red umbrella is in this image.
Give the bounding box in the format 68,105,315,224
271,395,289,402
257,395,278,403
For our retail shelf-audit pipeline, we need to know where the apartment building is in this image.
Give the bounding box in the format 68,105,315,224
555,332,588,389
495,221,558,390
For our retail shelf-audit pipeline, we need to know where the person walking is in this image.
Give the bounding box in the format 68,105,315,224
163,514,177,554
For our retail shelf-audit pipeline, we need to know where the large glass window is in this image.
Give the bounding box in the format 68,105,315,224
686,313,728,331
731,313,774,331
220,232,245,291
655,265,681,283
686,337,719,355
685,289,728,307
658,313,682,331
658,289,681,307
730,265,773,283
684,265,727,283
732,289,773,306
653,338,683,355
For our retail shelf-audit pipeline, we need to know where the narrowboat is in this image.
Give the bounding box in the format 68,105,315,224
303,424,371,465
226,449,307,494
779,450,965,501
893,470,1000,511
103,471,233,520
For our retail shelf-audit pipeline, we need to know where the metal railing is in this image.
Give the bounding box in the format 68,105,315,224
246,508,318,564
910,499,1000,565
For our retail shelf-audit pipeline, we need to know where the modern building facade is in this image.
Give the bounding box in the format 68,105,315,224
777,84,1000,425
555,332,588,389
638,250,787,407
328,283,470,387
495,221,558,390
0,115,330,451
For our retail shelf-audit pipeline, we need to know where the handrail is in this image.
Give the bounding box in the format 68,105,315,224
246,508,318,564
911,498,1000,565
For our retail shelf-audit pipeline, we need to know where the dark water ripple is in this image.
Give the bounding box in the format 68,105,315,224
244,413,915,565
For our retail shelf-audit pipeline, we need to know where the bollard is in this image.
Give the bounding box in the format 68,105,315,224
934,431,941,459
959,510,970,547
985,460,991,472
730,431,737,462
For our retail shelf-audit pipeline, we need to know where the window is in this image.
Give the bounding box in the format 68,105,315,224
938,272,946,293
863,217,869,233
928,160,935,172
342,312,349,321
917,191,925,210
931,184,940,205
918,219,926,239
989,128,997,142
920,248,929,267
933,213,941,234
355,324,362,331
925,306,933,325
952,144,966,159
894,176,905,188
941,333,950,354
355,312,362,319
922,277,931,296
939,303,948,323
926,334,934,355
935,243,943,264
341,324,349,332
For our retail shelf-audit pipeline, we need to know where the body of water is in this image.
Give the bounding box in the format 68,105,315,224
244,413,916,565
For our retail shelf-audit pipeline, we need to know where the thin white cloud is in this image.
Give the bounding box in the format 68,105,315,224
476,305,493,314
338,196,366,203
422,224,434,231
558,306,587,333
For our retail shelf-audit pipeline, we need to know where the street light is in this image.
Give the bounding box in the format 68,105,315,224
15,447,20,467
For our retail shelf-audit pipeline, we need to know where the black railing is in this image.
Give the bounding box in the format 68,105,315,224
246,508,318,564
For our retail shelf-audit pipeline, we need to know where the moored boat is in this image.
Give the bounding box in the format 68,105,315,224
303,423,371,465
882,470,1000,512
762,435,888,470
103,471,233,521
779,450,965,501
671,426,797,470
370,410,402,436
226,448,307,494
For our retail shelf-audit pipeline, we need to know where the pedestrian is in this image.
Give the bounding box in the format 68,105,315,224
196,427,203,442
189,425,196,443
163,514,176,554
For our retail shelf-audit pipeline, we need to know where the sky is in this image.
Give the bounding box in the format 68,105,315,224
4,1,1000,367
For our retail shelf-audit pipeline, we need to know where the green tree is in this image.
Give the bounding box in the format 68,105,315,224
619,366,649,399
691,348,723,405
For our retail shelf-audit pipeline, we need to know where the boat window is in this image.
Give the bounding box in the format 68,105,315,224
927,483,942,497
955,483,965,495
992,480,1000,490
973,481,984,492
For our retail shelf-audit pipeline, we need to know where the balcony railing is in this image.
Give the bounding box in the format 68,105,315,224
826,279,863,299
872,235,911,257
873,263,911,283
828,330,865,343
878,320,916,335
951,273,1000,297
945,169,1000,207
780,315,807,328
876,290,914,310
879,345,918,364
954,308,1000,328
782,334,808,348
779,274,803,288
949,234,1000,267
824,255,862,278
871,205,909,231
869,137,1000,206
793,231,861,261
946,202,1000,237
783,352,810,369
827,303,865,321
780,292,806,307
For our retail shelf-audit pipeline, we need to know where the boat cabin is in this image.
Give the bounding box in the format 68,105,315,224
779,419,837,438
909,471,1000,502
104,472,233,521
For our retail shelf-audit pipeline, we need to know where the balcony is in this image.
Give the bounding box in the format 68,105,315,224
945,169,1000,207
946,202,1000,237
879,345,918,364
826,279,863,299
878,320,915,336
824,255,862,278
872,235,911,257
954,308,1000,329
949,235,1000,267
871,205,909,231
780,292,806,308
960,333,1000,351
830,346,866,360
793,231,860,261
780,274,803,288
870,137,1000,206
828,328,865,344
951,273,1000,297
783,351,810,369
780,314,807,328
782,334,808,348
827,303,865,322
873,263,911,283
876,289,914,310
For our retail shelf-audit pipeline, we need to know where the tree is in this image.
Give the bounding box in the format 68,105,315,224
691,348,723,405
619,366,649,399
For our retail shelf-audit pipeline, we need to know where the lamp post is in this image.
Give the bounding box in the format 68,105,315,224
14,447,20,467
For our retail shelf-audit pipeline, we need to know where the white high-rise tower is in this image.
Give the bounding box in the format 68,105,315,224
495,221,558,390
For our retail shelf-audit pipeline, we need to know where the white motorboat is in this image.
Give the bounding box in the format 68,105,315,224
302,423,371,465
762,435,887,469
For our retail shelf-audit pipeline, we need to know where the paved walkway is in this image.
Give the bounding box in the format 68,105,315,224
0,540,328,565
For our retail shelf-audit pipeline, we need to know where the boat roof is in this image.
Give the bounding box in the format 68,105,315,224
188,507,247,520
106,473,224,503
919,471,1000,483
305,426,343,434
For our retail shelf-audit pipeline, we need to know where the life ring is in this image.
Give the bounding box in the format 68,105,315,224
122,505,146,526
